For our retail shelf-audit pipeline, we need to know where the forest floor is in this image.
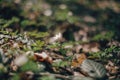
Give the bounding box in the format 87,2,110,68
0,0,120,80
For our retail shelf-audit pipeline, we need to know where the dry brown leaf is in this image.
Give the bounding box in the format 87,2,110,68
34,52,53,63
71,53,87,67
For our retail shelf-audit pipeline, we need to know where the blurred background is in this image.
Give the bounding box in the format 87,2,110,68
0,0,120,42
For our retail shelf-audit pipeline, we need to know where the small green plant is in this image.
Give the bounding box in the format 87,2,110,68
89,46,120,65
59,48,67,56
0,17,19,29
92,31,115,41
20,60,39,72
31,40,45,51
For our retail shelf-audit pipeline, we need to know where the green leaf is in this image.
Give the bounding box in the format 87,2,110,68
20,61,39,72
32,40,45,51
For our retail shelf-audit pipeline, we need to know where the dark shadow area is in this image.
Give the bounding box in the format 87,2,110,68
0,4,21,19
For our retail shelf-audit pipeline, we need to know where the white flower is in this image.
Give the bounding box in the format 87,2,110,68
49,32,62,43
53,32,62,40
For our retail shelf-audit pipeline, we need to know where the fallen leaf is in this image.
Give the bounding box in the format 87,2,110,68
71,53,87,67
80,59,106,79
34,52,52,63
